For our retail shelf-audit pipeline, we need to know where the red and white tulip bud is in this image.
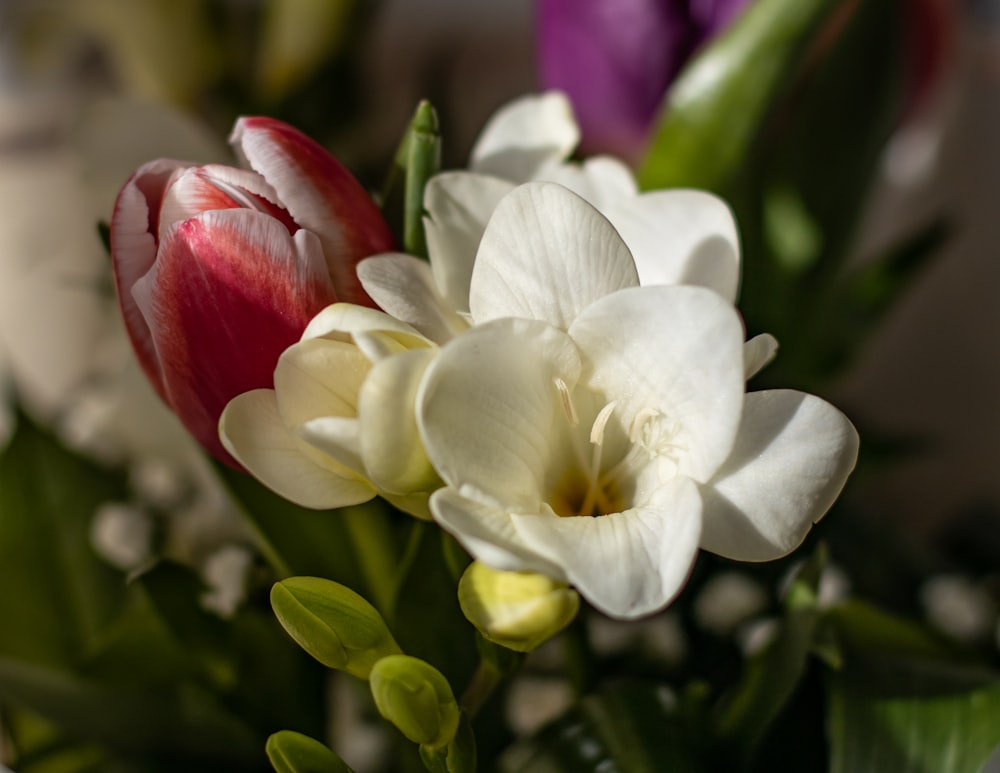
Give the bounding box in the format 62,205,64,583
110,117,394,464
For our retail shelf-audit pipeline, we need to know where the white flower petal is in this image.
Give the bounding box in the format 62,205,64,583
604,190,741,302
359,348,440,494
298,416,365,474
744,333,779,380
357,254,466,344
220,390,375,509
418,318,581,513
431,487,564,578
569,286,745,482
470,183,638,329
700,390,859,561
273,338,369,429
424,172,515,313
302,302,422,340
537,155,638,210
511,477,702,619
469,92,579,182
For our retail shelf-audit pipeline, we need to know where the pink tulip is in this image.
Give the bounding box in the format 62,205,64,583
110,117,395,465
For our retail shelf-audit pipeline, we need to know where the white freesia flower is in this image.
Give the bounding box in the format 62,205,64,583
357,92,744,344
219,304,439,518
415,188,859,620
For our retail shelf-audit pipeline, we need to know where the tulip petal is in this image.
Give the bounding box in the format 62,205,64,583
220,389,375,509
469,92,580,182
110,158,190,401
511,476,702,619
419,318,581,513
423,171,515,313
700,390,859,561
231,116,395,304
359,348,440,494
135,210,336,462
605,190,741,301
357,254,466,344
431,487,565,578
157,164,288,243
470,182,638,329
569,285,745,482
536,0,689,160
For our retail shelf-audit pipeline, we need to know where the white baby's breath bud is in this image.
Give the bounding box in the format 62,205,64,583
90,502,153,570
694,571,769,636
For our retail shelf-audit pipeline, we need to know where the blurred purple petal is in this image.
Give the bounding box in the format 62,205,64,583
536,0,751,160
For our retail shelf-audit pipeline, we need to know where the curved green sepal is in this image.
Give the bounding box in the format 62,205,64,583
266,730,355,773
270,577,402,678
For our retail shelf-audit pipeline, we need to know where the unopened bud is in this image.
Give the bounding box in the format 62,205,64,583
369,655,460,748
270,577,401,678
266,730,354,773
458,562,579,652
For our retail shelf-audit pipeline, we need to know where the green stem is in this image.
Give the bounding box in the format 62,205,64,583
459,660,503,719
341,503,398,615
563,616,596,697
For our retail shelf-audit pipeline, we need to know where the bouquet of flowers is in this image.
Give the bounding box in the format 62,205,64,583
3,0,997,771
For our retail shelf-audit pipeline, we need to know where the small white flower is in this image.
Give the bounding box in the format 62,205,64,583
219,304,439,517
357,93,745,345
416,186,859,620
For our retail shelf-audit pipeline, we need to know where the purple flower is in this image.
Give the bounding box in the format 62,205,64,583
536,0,750,161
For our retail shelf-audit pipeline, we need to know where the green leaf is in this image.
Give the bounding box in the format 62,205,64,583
266,730,355,773
639,0,841,191
0,413,128,667
714,546,826,759
0,656,262,768
828,657,1000,773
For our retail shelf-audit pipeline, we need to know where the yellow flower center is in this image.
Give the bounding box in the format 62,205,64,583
547,379,683,518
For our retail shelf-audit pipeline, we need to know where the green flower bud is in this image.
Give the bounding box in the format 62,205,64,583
458,562,580,652
270,577,401,679
369,655,460,748
266,730,354,773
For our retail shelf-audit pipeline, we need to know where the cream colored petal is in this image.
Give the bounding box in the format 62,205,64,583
220,389,375,509
744,333,779,380
273,338,370,429
359,348,441,495
470,182,638,330
469,92,579,182
357,254,466,344
418,318,581,513
700,390,859,561
605,190,741,302
423,171,515,313
511,476,702,619
570,286,745,483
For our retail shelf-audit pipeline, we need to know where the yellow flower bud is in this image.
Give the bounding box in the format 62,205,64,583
458,561,580,652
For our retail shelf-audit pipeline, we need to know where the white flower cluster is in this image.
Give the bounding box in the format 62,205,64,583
220,93,859,620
